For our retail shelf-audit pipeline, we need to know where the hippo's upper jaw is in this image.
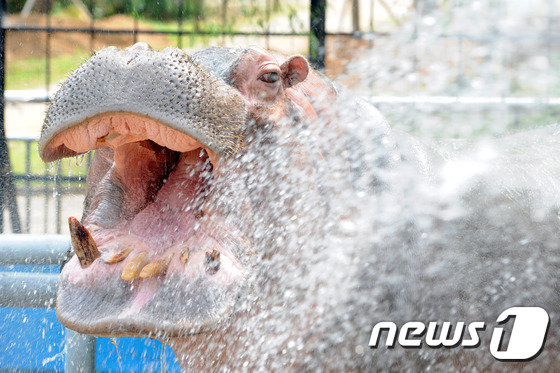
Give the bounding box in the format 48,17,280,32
40,43,252,339
40,43,247,161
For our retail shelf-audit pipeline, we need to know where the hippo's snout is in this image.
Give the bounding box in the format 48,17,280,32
39,45,252,339
40,44,247,162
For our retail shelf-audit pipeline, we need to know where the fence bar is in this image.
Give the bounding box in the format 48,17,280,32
309,0,326,70
178,0,184,48
88,0,94,52
43,160,49,234
13,174,85,183
46,0,52,91
0,0,21,234
0,234,70,265
368,96,560,105
0,272,58,308
6,90,560,107
64,329,95,373
25,140,31,233
0,0,5,233
55,161,62,233
4,89,50,102
4,25,309,36
4,26,560,41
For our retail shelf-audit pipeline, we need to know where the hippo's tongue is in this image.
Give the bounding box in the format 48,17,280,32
56,124,247,338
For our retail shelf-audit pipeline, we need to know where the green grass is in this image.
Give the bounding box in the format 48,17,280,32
5,0,300,90
6,51,89,90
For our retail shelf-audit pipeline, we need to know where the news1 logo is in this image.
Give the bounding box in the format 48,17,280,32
369,307,550,361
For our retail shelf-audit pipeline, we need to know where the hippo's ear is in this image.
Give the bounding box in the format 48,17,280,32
281,55,309,88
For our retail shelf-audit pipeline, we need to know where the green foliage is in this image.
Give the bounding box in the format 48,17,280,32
7,0,73,13
91,0,204,21
7,0,28,13
6,0,204,21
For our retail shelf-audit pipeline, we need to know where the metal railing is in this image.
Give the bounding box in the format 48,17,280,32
1,0,558,232
0,0,327,234
5,135,90,234
0,234,95,373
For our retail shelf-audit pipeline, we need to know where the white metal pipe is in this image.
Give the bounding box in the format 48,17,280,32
64,329,95,373
0,272,58,308
0,234,70,265
368,95,560,105
5,89,560,106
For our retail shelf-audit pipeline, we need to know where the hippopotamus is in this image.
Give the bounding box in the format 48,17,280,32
38,43,559,370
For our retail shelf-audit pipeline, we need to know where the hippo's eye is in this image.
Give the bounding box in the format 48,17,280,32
259,72,279,84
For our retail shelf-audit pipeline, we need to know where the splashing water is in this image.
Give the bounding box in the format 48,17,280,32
76,153,86,167
109,338,123,373
45,161,54,173
163,85,557,370
167,3,558,370
41,351,64,367
160,343,166,373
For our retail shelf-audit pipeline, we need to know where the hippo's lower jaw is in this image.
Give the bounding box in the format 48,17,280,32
51,112,249,339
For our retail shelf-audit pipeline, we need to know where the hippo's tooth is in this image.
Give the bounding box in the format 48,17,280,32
205,249,220,275
68,216,101,269
180,248,190,263
121,252,149,282
104,247,133,263
139,254,173,279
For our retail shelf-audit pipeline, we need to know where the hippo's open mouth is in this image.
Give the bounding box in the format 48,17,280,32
39,45,251,339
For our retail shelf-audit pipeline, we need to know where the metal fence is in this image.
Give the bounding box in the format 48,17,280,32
0,233,95,372
0,0,328,234
2,0,558,234
7,135,91,234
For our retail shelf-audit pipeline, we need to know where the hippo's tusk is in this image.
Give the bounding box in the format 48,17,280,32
68,216,101,268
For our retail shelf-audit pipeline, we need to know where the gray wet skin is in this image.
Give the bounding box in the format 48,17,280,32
39,43,560,370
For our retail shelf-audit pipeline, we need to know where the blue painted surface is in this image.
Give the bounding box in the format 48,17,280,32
0,265,182,372
0,308,65,372
96,338,180,372
0,264,60,274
